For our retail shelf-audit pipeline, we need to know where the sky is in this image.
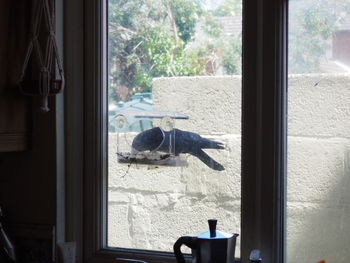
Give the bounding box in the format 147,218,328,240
201,0,225,10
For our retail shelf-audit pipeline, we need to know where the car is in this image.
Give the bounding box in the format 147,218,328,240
108,93,153,132
109,92,189,133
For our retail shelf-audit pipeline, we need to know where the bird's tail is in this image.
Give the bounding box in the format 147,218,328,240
193,149,225,171
199,137,225,149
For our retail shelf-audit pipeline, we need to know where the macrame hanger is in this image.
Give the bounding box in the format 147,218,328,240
19,0,65,112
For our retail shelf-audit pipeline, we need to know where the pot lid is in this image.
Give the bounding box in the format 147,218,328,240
197,219,234,239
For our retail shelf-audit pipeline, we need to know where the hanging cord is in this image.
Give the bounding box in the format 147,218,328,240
18,0,65,112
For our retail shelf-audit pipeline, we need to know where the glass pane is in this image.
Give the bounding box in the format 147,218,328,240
288,1,350,262
107,0,242,255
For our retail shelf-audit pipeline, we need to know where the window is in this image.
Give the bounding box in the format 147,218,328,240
107,0,242,255
287,0,350,262
64,0,287,262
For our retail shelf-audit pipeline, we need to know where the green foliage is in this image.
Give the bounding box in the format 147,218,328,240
108,0,209,101
289,0,350,73
108,0,243,102
202,16,222,38
212,0,242,16
173,0,203,43
221,35,242,75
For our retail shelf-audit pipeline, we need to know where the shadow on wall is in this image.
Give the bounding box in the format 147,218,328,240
287,74,350,263
287,147,350,263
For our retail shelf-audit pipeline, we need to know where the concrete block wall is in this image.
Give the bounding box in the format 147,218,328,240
287,74,350,263
108,76,241,254
108,74,350,263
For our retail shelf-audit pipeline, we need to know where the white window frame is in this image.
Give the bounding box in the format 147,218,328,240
63,0,288,262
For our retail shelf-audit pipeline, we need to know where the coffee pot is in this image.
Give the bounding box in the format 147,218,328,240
174,219,239,263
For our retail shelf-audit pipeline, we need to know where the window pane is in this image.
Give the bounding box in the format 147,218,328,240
288,0,350,262
107,0,242,255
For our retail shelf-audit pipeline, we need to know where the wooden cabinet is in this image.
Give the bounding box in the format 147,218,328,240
0,0,30,152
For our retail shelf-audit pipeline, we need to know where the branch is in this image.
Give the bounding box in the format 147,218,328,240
166,0,180,46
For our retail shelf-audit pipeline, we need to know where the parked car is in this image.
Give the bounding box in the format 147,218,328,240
109,92,189,133
109,93,153,132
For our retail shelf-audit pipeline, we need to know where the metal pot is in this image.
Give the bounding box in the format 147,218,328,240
174,219,239,263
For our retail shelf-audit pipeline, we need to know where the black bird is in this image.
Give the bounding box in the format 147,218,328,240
131,127,225,171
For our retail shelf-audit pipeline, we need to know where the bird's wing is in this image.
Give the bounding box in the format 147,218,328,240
191,149,225,171
132,127,164,152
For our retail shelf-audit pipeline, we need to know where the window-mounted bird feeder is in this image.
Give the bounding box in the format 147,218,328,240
115,109,189,167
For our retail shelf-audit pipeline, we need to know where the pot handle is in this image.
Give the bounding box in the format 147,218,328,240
173,236,197,263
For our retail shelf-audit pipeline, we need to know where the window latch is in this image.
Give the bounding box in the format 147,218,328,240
249,249,262,263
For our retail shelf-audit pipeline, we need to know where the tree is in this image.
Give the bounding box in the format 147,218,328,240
108,0,206,102
108,0,350,103
289,0,350,73
212,0,241,16
108,0,245,103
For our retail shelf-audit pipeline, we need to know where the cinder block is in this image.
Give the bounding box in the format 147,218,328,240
288,137,350,204
153,76,241,135
128,205,152,248
109,133,241,198
108,190,130,203
182,134,241,199
107,74,350,257
287,203,350,263
107,133,241,251
153,74,350,138
289,74,350,138
107,204,132,248
126,199,240,252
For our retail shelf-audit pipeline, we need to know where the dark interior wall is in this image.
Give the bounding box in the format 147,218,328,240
0,0,56,228
0,105,56,226
0,0,29,143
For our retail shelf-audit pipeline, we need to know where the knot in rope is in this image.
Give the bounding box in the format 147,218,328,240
18,0,65,113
